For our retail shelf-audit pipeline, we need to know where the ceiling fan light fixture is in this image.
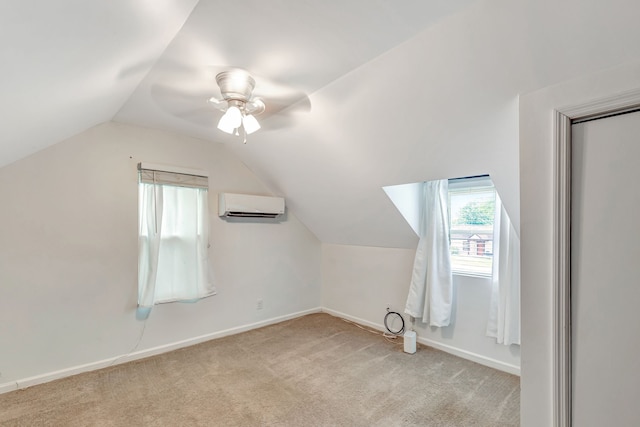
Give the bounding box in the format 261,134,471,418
211,69,269,141
217,105,242,133
243,114,261,134
217,119,235,134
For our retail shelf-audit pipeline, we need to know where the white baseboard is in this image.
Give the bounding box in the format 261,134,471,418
322,308,387,332
0,382,16,394
321,308,520,376
0,306,519,395
0,307,322,395
416,337,520,376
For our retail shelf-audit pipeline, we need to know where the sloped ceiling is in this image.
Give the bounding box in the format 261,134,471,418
3,0,640,248
0,0,200,165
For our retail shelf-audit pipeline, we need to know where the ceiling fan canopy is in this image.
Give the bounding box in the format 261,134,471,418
215,69,255,102
208,69,266,139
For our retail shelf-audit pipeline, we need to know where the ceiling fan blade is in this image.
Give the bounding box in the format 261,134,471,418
257,113,306,132
150,84,223,126
174,107,217,127
151,84,212,106
262,93,311,117
245,98,265,115
252,80,309,115
207,97,228,111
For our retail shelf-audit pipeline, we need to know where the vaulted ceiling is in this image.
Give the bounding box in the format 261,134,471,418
3,0,640,248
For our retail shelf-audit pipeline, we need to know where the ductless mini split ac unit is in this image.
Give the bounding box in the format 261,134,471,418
218,193,285,219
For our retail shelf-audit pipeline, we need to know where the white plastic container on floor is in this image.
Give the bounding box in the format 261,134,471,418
403,330,417,354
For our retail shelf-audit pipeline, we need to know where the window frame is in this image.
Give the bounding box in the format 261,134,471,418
137,163,214,308
447,175,496,278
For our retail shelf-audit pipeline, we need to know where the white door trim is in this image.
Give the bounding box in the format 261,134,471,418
553,88,640,427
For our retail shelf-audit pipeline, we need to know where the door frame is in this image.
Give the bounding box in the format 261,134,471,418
553,88,640,426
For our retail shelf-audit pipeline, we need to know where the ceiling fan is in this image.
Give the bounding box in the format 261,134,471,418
207,69,266,142
149,63,311,142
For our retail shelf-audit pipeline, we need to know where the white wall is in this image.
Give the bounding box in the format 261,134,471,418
321,244,520,374
519,60,640,426
0,122,321,387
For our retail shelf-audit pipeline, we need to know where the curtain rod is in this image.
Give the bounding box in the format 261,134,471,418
448,174,490,182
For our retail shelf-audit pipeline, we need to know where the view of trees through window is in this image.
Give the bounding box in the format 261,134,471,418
448,178,496,276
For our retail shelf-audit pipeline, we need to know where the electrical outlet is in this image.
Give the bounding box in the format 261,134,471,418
256,298,263,310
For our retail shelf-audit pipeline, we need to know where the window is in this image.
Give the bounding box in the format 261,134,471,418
448,176,496,276
383,174,497,277
137,163,215,309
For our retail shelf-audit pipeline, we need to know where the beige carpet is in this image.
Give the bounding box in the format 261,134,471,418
0,313,519,426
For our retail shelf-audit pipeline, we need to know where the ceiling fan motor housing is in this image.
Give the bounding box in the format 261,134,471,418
216,70,255,102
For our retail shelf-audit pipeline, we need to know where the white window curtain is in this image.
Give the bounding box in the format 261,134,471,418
138,166,215,311
486,194,520,345
404,179,453,327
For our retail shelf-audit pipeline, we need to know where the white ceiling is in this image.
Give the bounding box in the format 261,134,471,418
3,0,640,248
0,0,200,165
115,0,477,135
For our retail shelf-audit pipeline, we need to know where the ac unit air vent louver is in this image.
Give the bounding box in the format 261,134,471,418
218,193,285,219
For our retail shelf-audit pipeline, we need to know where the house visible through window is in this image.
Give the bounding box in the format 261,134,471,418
137,163,215,309
448,175,495,276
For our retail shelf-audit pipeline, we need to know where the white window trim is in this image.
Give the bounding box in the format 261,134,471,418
448,175,495,278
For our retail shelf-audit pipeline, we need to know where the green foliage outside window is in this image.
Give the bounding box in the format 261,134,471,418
455,200,495,226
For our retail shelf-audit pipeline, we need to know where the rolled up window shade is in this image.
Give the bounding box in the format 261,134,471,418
138,162,208,189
